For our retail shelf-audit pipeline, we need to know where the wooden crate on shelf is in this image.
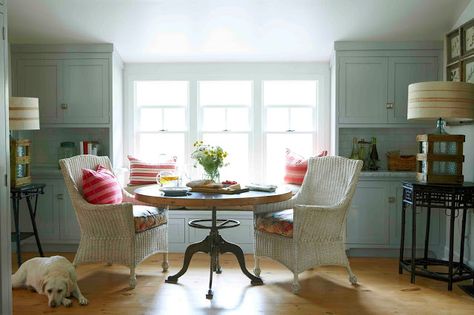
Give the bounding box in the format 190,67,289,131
416,134,464,184
10,139,32,187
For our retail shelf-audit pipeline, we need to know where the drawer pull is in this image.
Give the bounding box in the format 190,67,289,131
386,103,394,109
61,103,68,110
57,194,64,200
388,197,396,203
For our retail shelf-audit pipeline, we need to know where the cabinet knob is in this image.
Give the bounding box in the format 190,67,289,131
57,194,64,200
386,103,394,109
388,196,396,203
61,103,68,110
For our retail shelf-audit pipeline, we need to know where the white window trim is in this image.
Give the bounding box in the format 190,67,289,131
124,63,331,183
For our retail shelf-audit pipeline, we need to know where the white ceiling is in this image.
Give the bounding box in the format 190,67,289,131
7,0,470,63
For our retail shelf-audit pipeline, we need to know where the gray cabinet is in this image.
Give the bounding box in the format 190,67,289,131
338,57,389,124
388,57,438,123
335,42,442,125
13,57,109,125
346,179,445,256
62,59,109,124
346,181,389,245
15,179,81,246
15,59,62,124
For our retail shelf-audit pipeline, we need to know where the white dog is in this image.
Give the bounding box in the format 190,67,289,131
12,256,88,307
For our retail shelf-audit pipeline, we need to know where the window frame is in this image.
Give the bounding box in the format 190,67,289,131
124,64,330,183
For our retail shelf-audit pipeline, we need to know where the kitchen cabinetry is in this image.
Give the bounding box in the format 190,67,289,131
13,54,110,126
11,44,123,168
15,179,80,246
335,42,442,125
346,176,445,257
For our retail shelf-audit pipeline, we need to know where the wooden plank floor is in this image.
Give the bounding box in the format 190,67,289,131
11,252,474,314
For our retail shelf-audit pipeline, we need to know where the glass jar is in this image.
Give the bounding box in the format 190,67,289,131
57,142,76,168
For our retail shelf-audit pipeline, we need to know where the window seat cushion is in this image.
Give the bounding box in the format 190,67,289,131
255,209,293,237
133,205,167,233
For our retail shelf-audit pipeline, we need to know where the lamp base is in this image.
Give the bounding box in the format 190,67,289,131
10,138,32,188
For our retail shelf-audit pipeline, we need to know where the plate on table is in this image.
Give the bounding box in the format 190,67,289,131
159,187,191,196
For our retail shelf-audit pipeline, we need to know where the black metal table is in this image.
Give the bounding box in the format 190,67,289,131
11,183,45,266
399,181,474,293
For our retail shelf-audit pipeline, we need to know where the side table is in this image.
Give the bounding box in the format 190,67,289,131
399,181,474,292
11,183,45,266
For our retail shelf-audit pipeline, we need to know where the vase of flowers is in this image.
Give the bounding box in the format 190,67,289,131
191,140,228,183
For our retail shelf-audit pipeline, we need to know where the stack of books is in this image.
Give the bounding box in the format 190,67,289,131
79,141,99,155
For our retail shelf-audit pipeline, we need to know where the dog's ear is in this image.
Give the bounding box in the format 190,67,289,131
66,278,74,294
40,279,48,294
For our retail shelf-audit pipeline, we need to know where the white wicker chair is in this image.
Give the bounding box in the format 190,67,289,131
59,155,168,288
253,156,363,293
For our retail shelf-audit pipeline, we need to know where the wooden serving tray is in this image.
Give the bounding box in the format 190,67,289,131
191,187,250,194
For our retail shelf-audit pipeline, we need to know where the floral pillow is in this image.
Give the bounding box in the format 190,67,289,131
283,149,328,185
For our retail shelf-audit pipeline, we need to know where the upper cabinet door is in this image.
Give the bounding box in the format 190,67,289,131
62,59,109,124
388,56,438,123
15,59,62,124
338,56,389,124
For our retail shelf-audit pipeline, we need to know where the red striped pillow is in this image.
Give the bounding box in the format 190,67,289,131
128,155,177,185
283,149,328,185
82,165,123,204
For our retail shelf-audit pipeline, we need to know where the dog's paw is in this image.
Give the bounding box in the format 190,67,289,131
62,298,72,307
79,296,88,305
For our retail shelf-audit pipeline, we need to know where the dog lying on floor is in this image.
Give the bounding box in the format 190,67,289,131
12,256,88,307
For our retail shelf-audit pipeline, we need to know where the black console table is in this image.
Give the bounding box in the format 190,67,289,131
11,183,45,266
399,181,474,293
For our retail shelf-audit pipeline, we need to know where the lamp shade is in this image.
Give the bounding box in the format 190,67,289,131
9,97,40,130
407,81,474,122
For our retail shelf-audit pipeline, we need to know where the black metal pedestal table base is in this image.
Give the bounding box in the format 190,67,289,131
165,206,263,299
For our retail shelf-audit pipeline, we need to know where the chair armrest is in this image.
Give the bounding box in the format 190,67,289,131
121,188,149,206
293,203,347,241
74,199,135,237
253,196,298,215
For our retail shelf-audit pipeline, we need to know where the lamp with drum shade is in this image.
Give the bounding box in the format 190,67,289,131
9,97,40,187
407,81,474,184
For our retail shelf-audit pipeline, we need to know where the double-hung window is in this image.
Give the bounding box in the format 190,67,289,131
263,80,318,183
131,73,322,184
198,80,253,182
134,81,189,163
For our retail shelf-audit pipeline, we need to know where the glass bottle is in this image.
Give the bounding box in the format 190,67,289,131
350,137,359,160
57,142,76,169
369,137,379,171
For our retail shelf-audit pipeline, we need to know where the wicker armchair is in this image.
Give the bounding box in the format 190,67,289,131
59,155,168,288
253,156,362,293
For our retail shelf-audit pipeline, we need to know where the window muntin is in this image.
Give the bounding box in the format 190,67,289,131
132,78,319,183
263,80,318,183
135,81,188,162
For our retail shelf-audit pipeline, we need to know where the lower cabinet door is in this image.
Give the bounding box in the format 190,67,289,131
390,183,442,249
57,184,81,242
13,180,59,243
346,181,389,246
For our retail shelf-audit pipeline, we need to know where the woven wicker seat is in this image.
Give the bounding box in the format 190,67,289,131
60,155,168,288
253,156,362,293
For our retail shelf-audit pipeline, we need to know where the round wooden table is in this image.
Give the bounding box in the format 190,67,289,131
135,185,292,299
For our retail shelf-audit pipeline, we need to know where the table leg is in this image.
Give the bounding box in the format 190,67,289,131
411,201,416,284
423,207,431,269
448,207,456,291
460,208,467,275
13,196,22,266
399,200,406,274
26,195,44,257
165,236,211,284
217,235,263,285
